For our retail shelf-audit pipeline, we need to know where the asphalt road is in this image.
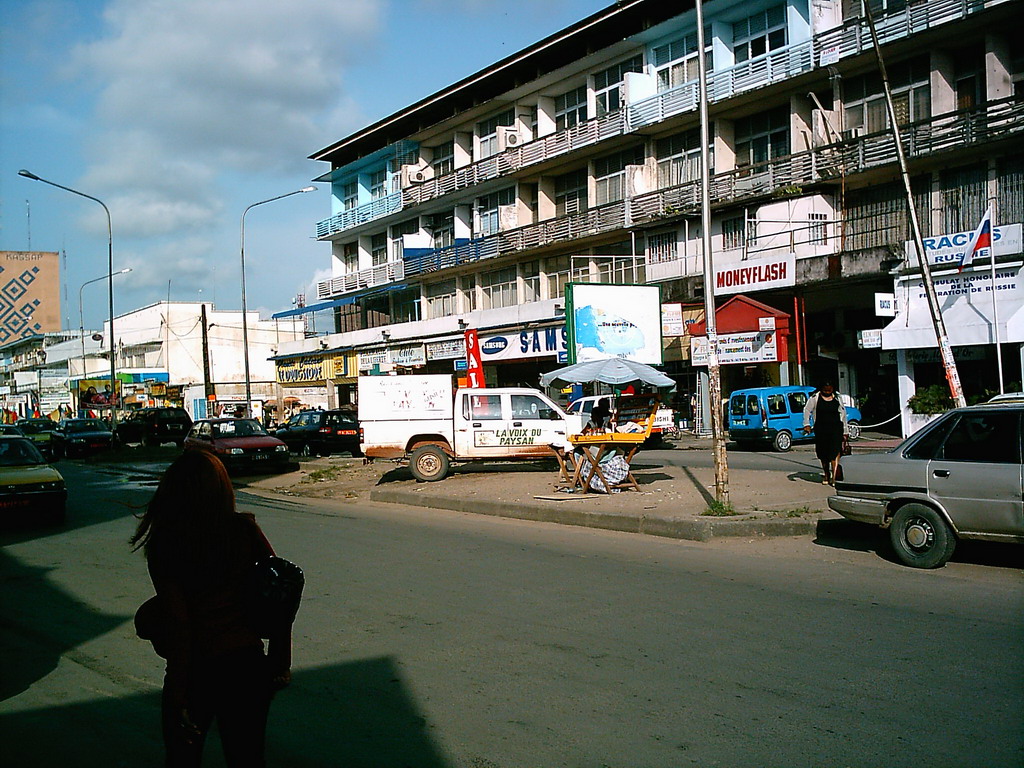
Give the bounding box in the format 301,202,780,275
1,461,1021,767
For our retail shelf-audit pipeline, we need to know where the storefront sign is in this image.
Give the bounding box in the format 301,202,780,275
391,344,426,367
427,338,466,361
690,331,779,366
479,326,568,361
875,293,897,317
662,303,685,337
277,356,329,384
905,223,1022,267
714,253,795,296
358,350,389,371
858,329,883,349
758,317,776,331
880,347,985,364
464,330,485,388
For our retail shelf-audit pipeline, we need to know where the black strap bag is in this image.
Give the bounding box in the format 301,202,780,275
246,556,305,638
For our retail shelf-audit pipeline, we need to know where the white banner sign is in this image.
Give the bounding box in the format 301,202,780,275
426,338,466,361
875,293,897,317
480,326,568,362
391,344,426,367
690,331,779,366
714,253,795,296
661,303,685,336
905,223,1022,267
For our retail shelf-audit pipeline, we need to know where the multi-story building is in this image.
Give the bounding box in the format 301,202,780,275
279,0,1024,434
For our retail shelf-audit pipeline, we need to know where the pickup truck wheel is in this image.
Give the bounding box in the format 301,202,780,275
846,421,862,441
410,445,450,482
771,430,793,452
889,503,956,569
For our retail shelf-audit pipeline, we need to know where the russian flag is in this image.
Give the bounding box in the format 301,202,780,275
958,206,993,273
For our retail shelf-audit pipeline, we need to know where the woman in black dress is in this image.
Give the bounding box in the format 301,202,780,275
802,383,848,485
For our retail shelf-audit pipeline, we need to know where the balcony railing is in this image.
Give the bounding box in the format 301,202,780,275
403,238,499,277
315,191,403,240
497,201,628,255
315,260,405,301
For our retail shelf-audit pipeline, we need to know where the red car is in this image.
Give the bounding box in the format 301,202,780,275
184,418,291,473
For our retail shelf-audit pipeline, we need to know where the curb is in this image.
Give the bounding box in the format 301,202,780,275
369,487,824,542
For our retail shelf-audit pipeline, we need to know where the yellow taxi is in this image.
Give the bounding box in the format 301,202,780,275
0,436,67,526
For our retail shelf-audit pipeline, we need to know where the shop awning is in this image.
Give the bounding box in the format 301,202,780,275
882,292,1024,349
272,296,355,319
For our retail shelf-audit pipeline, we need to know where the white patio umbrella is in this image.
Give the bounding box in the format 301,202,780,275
540,358,675,389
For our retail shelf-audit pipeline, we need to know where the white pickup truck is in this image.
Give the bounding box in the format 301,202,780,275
358,374,582,481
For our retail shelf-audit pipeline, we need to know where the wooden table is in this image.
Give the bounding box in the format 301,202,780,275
566,433,645,493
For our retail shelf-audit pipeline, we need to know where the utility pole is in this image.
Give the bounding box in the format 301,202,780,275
696,0,729,505
862,1,965,407
201,303,214,402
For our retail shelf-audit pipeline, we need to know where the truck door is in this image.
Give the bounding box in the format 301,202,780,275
508,393,572,456
455,392,510,458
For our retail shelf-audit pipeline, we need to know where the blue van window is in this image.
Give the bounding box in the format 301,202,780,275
730,397,746,416
766,394,786,415
788,392,808,412
746,395,760,414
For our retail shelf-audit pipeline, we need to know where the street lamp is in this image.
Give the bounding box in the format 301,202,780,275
240,186,315,417
19,169,121,424
79,268,132,407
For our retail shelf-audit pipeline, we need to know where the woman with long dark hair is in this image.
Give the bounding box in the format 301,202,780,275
131,450,290,767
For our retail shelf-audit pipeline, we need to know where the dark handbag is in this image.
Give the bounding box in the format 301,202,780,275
246,556,305,638
135,594,174,658
841,436,852,456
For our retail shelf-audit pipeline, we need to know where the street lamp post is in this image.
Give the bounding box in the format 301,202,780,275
79,268,131,408
240,187,315,417
19,170,122,424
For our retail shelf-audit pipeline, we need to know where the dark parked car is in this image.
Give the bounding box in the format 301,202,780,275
115,407,192,447
0,436,67,525
274,409,361,457
829,401,1024,568
0,425,26,437
184,418,291,474
17,419,57,457
52,418,114,458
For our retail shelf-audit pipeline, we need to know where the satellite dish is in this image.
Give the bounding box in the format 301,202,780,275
92,334,103,342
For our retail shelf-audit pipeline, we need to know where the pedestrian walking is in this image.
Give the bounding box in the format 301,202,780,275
130,450,291,767
802,382,848,485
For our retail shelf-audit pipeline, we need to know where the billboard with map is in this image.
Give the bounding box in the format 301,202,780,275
566,283,663,365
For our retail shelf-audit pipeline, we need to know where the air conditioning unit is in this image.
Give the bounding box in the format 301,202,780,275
496,125,523,151
400,164,434,187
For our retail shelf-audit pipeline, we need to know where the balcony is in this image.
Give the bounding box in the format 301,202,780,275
497,201,628,255
315,191,403,240
403,238,499,277
315,261,405,301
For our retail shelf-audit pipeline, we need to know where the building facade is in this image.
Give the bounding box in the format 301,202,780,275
279,0,1024,433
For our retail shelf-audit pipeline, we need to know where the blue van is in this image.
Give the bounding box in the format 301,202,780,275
727,385,862,452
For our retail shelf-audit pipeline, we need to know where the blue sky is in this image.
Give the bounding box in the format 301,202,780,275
0,0,610,330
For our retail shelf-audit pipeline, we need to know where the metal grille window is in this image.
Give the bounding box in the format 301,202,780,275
555,85,588,131
940,164,987,234
390,218,418,260
654,29,712,92
341,180,358,210
369,169,388,200
657,129,709,187
476,187,516,237
733,5,787,64
722,216,747,250
594,54,644,117
370,233,388,266
478,109,515,158
555,169,589,216
843,56,929,134
735,106,790,167
594,145,644,206
342,242,358,273
392,288,421,324
425,280,456,319
809,212,828,245
842,0,907,22
481,267,518,309
844,177,931,250
998,155,1024,227
521,261,540,303
431,212,454,250
430,140,455,177
647,232,677,264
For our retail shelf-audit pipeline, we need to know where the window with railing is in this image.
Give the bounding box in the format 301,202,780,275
722,215,747,250
431,211,455,250
546,255,571,299
841,0,907,22
733,5,787,64
647,232,677,264
424,280,457,319
809,212,829,245
430,140,455,177
596,256,644,284
478,109,515,159
843,56,929,134
940,164,987,234
844,177,931,250
521,260,540,303
369,169,388,200
363,295,390,329
481,267,517,309
657,129,710,188
371,233,388,266
392,288,421,324
735,106,790,167
654,28,712,91
594,54,644,117
477,187,516,237
953,44,985,111
555,85,588,131
391,218,418,260
555,168,589,216
594,145,645,206
341,180,358,210
998,154,1024,227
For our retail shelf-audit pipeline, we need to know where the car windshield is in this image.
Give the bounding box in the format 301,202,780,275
67,420,107,433
212,419,267,438
0,439,45,466
19,421,56,434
